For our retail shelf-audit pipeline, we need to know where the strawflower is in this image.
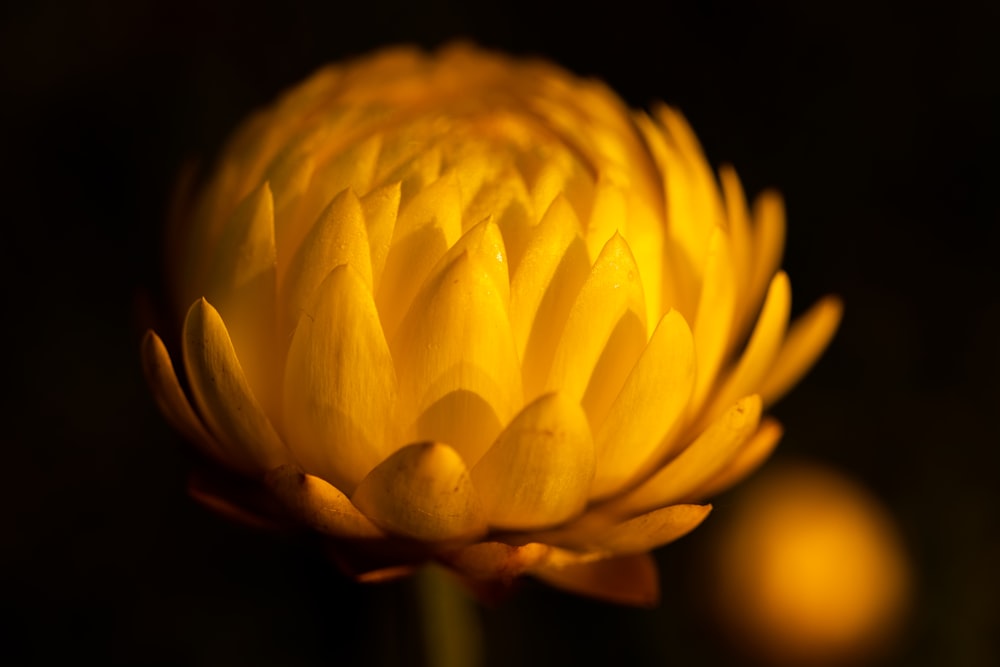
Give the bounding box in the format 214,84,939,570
142,44,841,606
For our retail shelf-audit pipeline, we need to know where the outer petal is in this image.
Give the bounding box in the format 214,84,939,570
283,264,398,493
691,227,738,410
614,395,762,516
689,418,784,499
440,542,549,582
573,504,712,555
759,296,844,406
701,271,791,426
265,465,385,539
182,298,289,475
204,181,279,413
590,310,695,499
546,232,647,428
140,330,220,460
393,251,522,466
471,393,595,530
352,442,487,543
746,190,787,320
530,550,660,607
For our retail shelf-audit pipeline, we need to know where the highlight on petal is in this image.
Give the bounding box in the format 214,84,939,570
759,296,844,406
282,264,398,494
614,395,762,516
530,550,660,607
471,393,595,530
182,298,289,476
352,442,487,543
590,309,695,499
265,465,385,539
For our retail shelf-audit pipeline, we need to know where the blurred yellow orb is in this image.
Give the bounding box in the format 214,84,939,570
710,462,911,665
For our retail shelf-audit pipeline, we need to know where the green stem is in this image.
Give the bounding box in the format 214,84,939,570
414,565,485,667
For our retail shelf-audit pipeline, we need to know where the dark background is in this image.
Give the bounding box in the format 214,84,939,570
3,0,998,664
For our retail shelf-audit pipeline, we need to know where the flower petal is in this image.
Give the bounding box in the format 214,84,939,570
509,195,590,400
352,442,487,543
701,271,791,426
471,393,595,530
140,330,221,460
393,250,522,466
759,295,843,405
361,181,401,293
579,504,712,555
204,181,279,411
614,395,762,515
182,298,289,475
546,232,647,428
376,171,462,340
283,264,397,493
530,550,660,607
691,226,738,409
265,465,385,539
440,542,549,582
280,188,372,335
689,417,784,499
746,190,787,319
590,310,695,499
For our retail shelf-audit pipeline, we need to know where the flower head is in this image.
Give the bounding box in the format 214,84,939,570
142,44,841,606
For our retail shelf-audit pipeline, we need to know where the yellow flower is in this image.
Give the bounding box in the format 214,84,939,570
142,44,841,606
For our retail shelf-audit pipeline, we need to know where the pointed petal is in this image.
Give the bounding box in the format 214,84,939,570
376,171,462,340
718,165,753,322
265,465,385,539
462,165,533,273
471,393,595,530
140,330,221,460
361,181,401,292
546,233,647,427
746,190,787,319
584,176,625,265
394,251,522,466
530,550,660,607
593,504,711,554
759,296,843,405
283,265,398,493
702,271,791,425
689,418,784,499
590,310,695,499
691,227,738,409
352,442,487,543
280,188,372,335
509,196,590,400
615,395,762,515
182,298,289,476
204,181,279,411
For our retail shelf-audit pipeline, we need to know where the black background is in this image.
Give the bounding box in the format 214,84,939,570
3,0,998,665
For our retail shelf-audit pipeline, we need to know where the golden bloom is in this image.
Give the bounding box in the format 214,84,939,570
142,44,841,606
